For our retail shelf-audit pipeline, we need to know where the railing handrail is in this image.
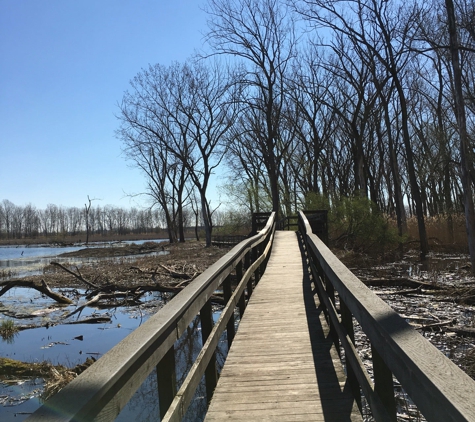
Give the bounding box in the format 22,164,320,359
27,213,276,421
298,210,475,422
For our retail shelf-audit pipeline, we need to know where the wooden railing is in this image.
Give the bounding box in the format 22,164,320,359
27,212,276,422
298,211,475,422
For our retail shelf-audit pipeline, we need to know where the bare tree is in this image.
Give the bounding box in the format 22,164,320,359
84,196,99,245
444,0,475,271
117,58,237,246
205,0,298,218
294,0,430,257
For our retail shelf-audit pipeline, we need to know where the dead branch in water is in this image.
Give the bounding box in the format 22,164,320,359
0,279,73,304
65,294,102,318
361,277,444,289
64,316,112,324
50,262,100,289
157,263,193,279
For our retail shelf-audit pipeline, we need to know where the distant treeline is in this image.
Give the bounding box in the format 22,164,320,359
0,199,174,240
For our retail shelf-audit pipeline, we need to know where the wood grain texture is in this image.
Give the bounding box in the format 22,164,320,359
205,231,362,422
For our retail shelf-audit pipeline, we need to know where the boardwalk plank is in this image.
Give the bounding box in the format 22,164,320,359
205,231,362,421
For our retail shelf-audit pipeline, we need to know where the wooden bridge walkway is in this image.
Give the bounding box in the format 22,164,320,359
27,211,475,422
205,231,362,421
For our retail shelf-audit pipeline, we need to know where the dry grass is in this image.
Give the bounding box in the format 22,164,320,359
406,214,469,252
41,357,96,400
0,356,96,400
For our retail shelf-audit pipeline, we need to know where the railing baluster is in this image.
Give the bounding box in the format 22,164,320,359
157,345,177,419
324,274,341,351
340,299,362,412
223,275,235,349
200,300,218,404
236,260,246,317
252,245,260,283
245,250,254,298
372,345,397,422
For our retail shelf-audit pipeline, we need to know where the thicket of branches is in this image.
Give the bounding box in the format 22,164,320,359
117,0,475,258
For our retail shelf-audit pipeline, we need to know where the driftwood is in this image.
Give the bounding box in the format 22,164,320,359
157,263,194,280
64,316,112,324
0,279,73,304
417,319,457,331
447,326,475,338
65,294,103,318
375,286,423,296
361,277,443,290
50,262,99,289
129,264,191,279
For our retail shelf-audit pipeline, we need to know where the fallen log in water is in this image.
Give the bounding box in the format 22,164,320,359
64,316,112,324
447,326,475,338
0,279,73,304
361,277,444,289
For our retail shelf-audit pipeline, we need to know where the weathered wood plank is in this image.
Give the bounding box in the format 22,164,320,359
205,231,362,421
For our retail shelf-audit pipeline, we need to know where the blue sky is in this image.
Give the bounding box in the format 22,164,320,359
0,0,215,210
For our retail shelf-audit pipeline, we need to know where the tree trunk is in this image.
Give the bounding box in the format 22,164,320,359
200,192,212,247
393,76,428,258
445,0,475,273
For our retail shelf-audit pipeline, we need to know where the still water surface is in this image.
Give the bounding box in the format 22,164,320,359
0,238,215,421
0,286,227,421
0,239,167,278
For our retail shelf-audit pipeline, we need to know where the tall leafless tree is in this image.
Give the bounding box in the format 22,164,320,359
205,0,298,218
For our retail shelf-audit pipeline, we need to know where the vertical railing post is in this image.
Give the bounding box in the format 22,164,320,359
223,275,236,349
253,244,261,284
200,300,218,404
245,250,253,298
340,299,362,411
157,345,177,419
236,260,246,317
372,345,397,422
258,238,266,277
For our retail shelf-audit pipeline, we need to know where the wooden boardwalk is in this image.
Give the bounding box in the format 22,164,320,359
205,231,362,421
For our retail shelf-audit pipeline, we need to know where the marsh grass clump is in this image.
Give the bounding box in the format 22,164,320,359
0,268,18,280
0,319,19,342
0,356,96,401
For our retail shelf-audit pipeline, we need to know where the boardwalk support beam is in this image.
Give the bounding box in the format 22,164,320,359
157,345,177,419
200,299,218,405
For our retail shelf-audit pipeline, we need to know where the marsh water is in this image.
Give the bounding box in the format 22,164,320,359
1,244,474,421
0,239,214,421
0,284,228,421
0,239,167,278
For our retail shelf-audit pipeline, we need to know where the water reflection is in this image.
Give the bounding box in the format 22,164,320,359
0,240,168,279
1,253,170,281
117,308,232,422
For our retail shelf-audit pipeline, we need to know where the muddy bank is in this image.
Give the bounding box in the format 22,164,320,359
57,241,167,258
5,240,231,289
